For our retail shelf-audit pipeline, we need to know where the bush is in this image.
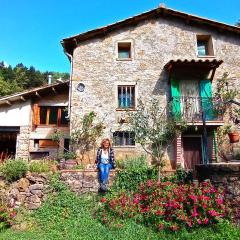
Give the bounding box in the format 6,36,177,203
112,156,157,192
0,159,28,182
116,155,148,170
62,151,77,160
99,180,229,232
170,168,193,184
29,161,50,173
0,206,16,231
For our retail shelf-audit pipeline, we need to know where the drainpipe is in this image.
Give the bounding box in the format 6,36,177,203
65,51,73,121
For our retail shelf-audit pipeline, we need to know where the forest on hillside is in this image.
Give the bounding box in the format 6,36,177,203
0,61,69,97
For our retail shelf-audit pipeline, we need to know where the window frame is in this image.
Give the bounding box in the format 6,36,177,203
116,83,137,111
116,40,134,61
34,105,68,127
196,35,215,57
113,131,136,147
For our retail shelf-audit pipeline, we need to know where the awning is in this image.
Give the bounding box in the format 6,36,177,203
165,59,223,81
165,59,223,71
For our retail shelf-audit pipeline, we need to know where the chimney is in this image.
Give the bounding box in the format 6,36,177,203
48,74,52,85
159,3,166,8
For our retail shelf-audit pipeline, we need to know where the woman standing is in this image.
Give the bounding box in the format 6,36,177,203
95,138,116,191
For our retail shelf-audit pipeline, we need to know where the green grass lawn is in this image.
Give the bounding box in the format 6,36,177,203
0,181,240,240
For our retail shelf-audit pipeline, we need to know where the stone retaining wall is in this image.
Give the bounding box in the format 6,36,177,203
196,163,240,196
60,169,117,194
196,162,240,222
2,170,116,211
7,173,49,210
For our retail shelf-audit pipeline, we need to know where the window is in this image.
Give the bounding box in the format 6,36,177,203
118,85,135,109
33,139,58,149
118,42,131,59
197,35,214,56
113,131,135,146
35,105,68,126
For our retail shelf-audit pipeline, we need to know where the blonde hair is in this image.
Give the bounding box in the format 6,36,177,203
100,138,111,148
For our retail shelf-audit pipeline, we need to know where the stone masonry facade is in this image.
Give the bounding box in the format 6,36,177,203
70,14,240,167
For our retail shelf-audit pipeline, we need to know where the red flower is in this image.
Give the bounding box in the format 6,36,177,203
197,219,202,225
101,197,107,203
155,209,164,216
216,197,224,205
203,218,209,225
191,208,198,217
169,224,180,231
158,223,164,230
208,209,219,217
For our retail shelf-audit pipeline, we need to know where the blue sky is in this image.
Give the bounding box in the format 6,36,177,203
1,0,239,73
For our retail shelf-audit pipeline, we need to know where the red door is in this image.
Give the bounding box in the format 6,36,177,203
182,137,202,170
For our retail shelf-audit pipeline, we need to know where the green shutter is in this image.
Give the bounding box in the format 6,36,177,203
199,79,214,120
170,79,181,118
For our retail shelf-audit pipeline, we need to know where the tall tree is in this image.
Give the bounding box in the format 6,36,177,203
0,61,69,97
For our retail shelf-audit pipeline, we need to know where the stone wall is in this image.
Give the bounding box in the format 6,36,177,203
60,169,116,194
2,170,115,211
15,126,31,160
7,173,49,210
70,13,240,168
196,163,240,222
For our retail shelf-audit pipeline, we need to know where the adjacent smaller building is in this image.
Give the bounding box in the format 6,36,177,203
0,81,69,162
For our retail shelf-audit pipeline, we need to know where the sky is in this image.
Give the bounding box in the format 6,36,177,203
0,0,239,73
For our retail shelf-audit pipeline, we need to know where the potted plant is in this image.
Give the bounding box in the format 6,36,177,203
225,124,239,143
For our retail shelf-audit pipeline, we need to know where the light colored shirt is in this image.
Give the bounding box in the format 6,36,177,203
101,150,109,164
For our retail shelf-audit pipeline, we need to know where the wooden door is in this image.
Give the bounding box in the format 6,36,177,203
183,137,202,170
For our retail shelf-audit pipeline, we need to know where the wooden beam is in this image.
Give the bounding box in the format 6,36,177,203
20,96,26,101
52,87,57,94
35,92,41,98
186,15,191,24
6,100,12,105
210,68,216,81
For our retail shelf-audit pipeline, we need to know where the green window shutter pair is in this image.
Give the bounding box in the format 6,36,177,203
170,79,213,120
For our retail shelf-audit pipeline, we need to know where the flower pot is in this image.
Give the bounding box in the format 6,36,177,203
228,132,239,143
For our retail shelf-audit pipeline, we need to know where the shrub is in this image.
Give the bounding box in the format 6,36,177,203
99,180,229,231
0,206,16,231
29,161,50,173
62,151,77,160
0,159,28,182
116,155,148,170
112,156,157,192
170,168,193,184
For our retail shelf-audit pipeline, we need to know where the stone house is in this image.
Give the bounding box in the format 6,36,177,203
61,5,240,170
0,81,69,162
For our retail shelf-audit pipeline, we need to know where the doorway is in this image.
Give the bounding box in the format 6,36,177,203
0,128,19,162
182,136,202,170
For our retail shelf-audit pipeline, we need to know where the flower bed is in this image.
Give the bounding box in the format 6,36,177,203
98,180,229,231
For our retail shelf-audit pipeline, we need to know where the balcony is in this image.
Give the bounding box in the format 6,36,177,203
171,96,223,123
